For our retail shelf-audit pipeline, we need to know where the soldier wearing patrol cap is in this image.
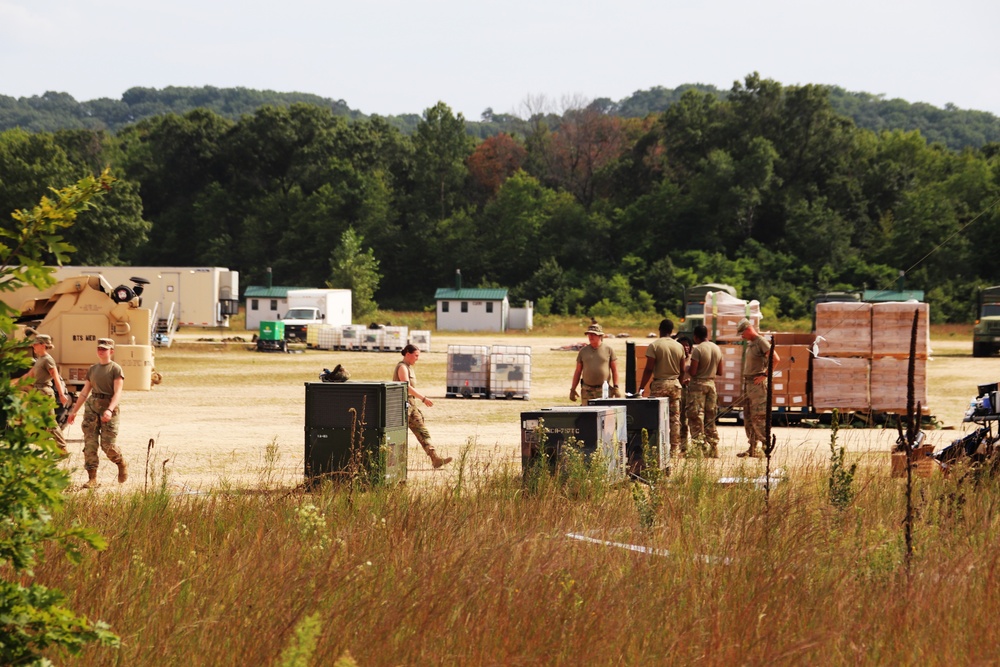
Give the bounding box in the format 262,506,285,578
68,338,128,488
736,319,780,458
20,333,71,455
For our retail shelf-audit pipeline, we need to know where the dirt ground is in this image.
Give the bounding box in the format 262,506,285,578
59,329,1000,491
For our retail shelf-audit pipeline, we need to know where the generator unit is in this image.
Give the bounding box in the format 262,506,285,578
521,405,627,479
304,381,408,487
257,320,287,352
588,397,669,475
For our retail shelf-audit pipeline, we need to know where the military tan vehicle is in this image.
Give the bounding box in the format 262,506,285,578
7,274,158,391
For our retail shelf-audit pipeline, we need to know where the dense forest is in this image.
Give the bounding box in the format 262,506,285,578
1,73,999,322
3,81,999,151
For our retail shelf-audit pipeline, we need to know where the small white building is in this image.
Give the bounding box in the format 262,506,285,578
244,285,309,332
434,286,510,332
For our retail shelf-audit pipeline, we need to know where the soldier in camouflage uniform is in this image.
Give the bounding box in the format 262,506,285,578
638,319,686,457
22,333,70,455
684,325,723,457
67,338,128,488
570,323,620,405
395,344,451,469
736,319,779,458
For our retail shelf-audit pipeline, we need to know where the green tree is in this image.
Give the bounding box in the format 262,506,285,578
328,228,381,320
0,169,120,663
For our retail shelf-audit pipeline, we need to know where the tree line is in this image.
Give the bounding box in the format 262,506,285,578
1,73,999,322
3,81,999,151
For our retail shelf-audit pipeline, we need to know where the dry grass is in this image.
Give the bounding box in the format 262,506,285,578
38,455,1000,666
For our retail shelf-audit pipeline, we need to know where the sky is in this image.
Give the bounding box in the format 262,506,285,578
2,0,998,119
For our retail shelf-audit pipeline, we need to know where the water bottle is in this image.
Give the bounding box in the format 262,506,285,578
601,380,609,399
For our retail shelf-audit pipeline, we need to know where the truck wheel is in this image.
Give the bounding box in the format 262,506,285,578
973,342,991,357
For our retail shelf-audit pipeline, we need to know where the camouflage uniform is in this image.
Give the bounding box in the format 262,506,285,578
687,339,723,457
81,362,126,472
29,350,68,452
395,360,441,461
741,335,772,456
649,379,683,455
644,336,686,455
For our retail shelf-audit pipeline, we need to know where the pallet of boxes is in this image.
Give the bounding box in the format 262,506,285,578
702,291,762,419
813,300,934,477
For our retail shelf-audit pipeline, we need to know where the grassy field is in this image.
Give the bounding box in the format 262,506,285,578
29,314,997,665
41,452,1000,665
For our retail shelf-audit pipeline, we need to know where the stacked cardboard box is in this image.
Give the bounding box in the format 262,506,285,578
717,342,743,408
871,302,930,359
814,302,872,357
811,357,871,411
870,357,929,414
770,333,813,410
703,291,762,342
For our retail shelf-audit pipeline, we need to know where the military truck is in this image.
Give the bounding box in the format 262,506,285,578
973,286,1000,357
677,283,738,336
6,274,158,391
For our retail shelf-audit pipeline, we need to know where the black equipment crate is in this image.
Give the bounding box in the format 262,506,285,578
520,406,627,478
304,381,408,486
588,397,669,474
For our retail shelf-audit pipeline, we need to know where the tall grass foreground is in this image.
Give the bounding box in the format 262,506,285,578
37,457,1000,666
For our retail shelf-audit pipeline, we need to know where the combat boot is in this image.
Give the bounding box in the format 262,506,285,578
736,445,758,458
82,469,100,489
116,459,128,484
429,451,453,469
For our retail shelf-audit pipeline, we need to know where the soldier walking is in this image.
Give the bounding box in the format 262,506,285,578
67,338,128,488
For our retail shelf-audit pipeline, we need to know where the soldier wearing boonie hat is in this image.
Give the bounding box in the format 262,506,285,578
67,337,128,488
570,321,620,405
22,333,70,454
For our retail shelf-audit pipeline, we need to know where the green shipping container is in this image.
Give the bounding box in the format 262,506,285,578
259,320,285,341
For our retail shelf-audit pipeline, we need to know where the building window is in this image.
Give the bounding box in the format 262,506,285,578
251,299,259,311
461,302,468,313
270,299,278,311
442,301,450,313
486,302,493,313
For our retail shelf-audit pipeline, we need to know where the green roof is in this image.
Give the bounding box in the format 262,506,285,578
434,288,508,300
244,285,311,299
862,289,925,303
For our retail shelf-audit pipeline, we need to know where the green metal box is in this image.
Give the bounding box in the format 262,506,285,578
259,320,285,341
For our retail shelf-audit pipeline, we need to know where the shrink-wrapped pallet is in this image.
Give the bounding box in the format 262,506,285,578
870,357,930,414
814,302,872,358
871,302,930,359
703,292,761,342
811,357,870,411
